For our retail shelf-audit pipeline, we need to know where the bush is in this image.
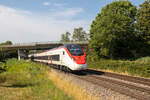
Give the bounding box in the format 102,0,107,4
0,50,5,61
136,57,150,64
88,57,150,78
0,73,6,83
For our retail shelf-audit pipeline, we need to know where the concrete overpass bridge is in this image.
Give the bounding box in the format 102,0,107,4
0,41,88,60
0,41,88,50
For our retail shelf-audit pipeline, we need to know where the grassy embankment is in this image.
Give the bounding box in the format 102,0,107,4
49,70,99,100
0,59,75,100
88,57,150,78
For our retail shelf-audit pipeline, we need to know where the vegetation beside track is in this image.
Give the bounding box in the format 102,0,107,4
0,59,75,100
88,56,150,78
49,69,99,100
86,0,150,78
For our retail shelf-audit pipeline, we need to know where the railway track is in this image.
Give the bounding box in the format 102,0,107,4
86,69,150,86
48,63,150,100
71,69,150,100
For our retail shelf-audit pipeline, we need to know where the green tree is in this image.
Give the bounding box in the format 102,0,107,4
136,0,150,56
72,27,88,42
5,41,12,45
89,0,137,59
137,0,150,42
60,34,65,42
60,32,71,42
0,50,6,71
0,41,12,46
0,41,13,62
0,50,5,61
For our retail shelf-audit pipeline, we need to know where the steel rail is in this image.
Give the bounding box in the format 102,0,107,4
86,69,150,86
73,74,150,100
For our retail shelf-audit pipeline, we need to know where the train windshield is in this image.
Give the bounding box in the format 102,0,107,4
66,44,84,56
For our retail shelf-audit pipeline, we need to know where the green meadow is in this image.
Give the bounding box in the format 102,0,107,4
0,59,75,100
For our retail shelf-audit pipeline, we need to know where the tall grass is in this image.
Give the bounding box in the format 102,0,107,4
49,70,99,100
88,57,150,78
0,59,75,100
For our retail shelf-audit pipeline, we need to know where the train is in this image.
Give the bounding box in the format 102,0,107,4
28,44,88,71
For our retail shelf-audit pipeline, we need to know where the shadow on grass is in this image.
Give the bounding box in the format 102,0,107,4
0,65,7,74
2,84,34,88
0,69,6,74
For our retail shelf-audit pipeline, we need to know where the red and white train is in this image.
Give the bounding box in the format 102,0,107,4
29,44,87,71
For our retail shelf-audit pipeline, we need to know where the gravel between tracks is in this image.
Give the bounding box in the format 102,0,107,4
50,69,137,100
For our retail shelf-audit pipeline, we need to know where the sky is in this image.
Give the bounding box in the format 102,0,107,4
0,0,145,43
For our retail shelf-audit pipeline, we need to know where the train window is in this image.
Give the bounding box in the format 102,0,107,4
46,56,49,60
63,51,65,55
44,56,48,60
66,44,84,56
35,56,48,60
51,55,60,61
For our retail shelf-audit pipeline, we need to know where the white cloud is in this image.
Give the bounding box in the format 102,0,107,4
43,2,66,7
0,5,31,15
43,2,51,6
51,8,83,17
0,5,90,43
53,3,66,7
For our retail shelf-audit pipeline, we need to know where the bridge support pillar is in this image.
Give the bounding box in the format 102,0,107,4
18,49,21,61
18,49,29,60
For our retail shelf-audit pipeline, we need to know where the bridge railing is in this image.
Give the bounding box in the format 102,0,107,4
0,41,88,48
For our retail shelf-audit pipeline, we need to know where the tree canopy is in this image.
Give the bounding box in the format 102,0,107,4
72,27,88,42
0,41,13,62
60,27,88,42
89,0,137,58
60,32,71,42
0,51,5,61
136,0,150,42
0,41,12,46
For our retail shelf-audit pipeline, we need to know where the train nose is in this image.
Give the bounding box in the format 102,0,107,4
75,56,86,64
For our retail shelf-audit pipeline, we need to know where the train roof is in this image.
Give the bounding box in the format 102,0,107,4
64,44,80,47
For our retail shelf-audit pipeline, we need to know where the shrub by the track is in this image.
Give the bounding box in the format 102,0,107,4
88,57,150,78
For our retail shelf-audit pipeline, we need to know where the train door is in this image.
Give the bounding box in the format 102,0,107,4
61,51,65,65
48,56,52,64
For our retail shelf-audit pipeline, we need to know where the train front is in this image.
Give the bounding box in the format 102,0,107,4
65,44,88,70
